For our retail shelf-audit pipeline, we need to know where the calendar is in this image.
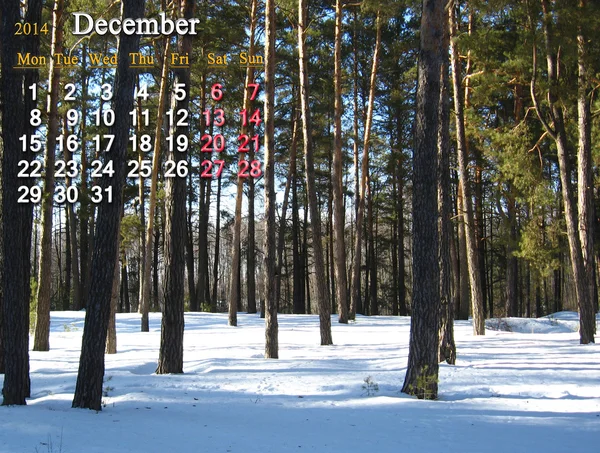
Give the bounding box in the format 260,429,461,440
13,13,265,206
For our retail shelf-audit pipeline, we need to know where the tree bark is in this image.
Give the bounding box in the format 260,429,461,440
350,10,382,322
456,181,470,320
401,0,444,400
392,178,399,316
505,192,518,317
153,216,160,312
186,176,196,312
332,0,349,324
576,0,596,342
437,21,456,364
0,101,4,374
198,178,211,311
72,0,145,410
120,251,130,313
264,0,279,358
34,0,64,352
229,0,258,323
247,86,257,315
397,147,407,317
304,202,311,315
276,109,298,310
140,38,170,332
157,0,194,374
368,179,377,315
65,207,72,311
350,8,361,320
292,148,304,314
106,253,120,355
530,0,595,343
80,44,91,310
203,181,212,308
65,116,82,312
67,192,82,311
299,0,332,345
247,181,257,313
212,172,222,310
1,0,42,405
449,3,485,335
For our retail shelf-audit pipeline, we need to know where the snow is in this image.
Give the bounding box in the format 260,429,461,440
485,311,595,334
1,311,599,453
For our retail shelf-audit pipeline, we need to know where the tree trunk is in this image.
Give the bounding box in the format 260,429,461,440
136,94,145,316
397,153,407,316
456,181,470,320
34,0,64,352
80,44,91,310
299,0,332,345
392,167,399,317
1,0,42,405
247,181,257,313
153,216,160,312
65,207,71,311
277,108,298,310
505,193,518,317
106,254,120,355
264,0,279,358
368,180,378,315
229,176,243,323
197,177,211,311
120,251,130,313
449,3,485,335
475,157,487,317
327,175,335,313
186,177,196,312
229,0,258,322
576,0,596,341
350,10,382,322
212,172,222,310
67,193,82,311
247,101,257,315
437,25,456,364
332,0,349,324
327,179,335,314
65,114,82,312
140,38,170,332
203,181,212,308
157,0,194,374
350,9,361,320
0,105,3,374
450,211,461,321
401,0,444,400
304,201,311,315
292,154,304,314
72,0,145,410
530,0,595,343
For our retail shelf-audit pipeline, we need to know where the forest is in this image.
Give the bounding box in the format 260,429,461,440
1,0,599,413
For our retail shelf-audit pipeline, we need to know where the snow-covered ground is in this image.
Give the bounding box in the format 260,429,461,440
1,311,599,453
485,311,594,334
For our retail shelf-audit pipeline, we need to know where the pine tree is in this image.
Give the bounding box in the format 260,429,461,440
34,0,65,352
72,0,145,410
402,0,446,400
332,0,349,324
299,0,333,345
449,0,485,335
1,0,42,406
264,0,279,358
157,0,195,374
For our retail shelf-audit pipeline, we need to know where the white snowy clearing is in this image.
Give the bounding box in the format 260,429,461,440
1,311,599,453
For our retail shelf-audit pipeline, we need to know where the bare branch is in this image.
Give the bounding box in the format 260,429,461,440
530,44,558,140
